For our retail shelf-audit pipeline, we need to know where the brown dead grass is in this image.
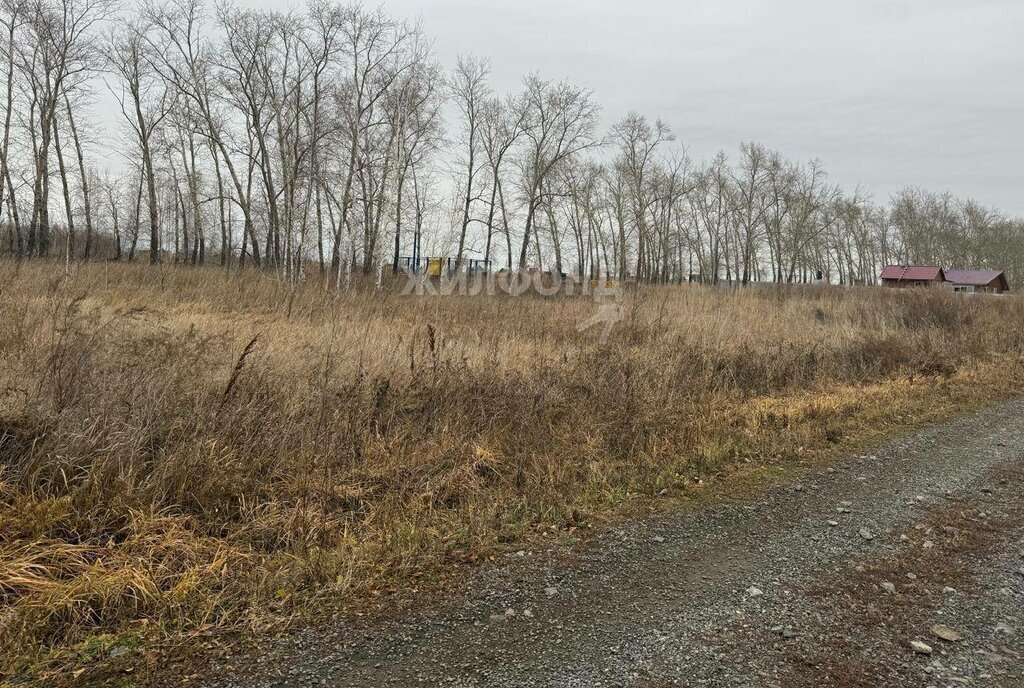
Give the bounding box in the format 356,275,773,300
1,259,1023,682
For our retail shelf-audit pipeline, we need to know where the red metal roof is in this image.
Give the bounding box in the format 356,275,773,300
944,269,1006,287
879,265,945,281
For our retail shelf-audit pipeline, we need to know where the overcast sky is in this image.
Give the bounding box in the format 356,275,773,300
223,0,1024,214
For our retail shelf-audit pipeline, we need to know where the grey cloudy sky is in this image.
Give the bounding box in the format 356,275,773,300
233,0,1024,214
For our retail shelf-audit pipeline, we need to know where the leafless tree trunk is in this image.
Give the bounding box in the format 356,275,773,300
63,91,93,259
0,0,19,256
51,109,75,265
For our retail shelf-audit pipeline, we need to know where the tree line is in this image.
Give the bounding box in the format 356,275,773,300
2,0,1021,286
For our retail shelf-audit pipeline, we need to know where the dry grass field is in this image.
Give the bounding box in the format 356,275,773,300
1,259,1023,681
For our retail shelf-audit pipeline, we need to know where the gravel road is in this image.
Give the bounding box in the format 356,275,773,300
209,399,1024,688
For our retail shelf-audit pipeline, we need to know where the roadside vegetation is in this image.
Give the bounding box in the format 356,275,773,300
2,260,1023,682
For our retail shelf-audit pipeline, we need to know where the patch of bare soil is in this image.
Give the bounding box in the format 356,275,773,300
741,463,1024,687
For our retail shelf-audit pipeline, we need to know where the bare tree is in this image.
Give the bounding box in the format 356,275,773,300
0,0,21,256
480,93,524,271
147,0,262,265
610,112,673,280
729,142,771,284
16,0,110,257
327,4,421,282
515,75,599,270
448,54,489,270
106,18,174,264
386,56,442,272
0,0,1019,287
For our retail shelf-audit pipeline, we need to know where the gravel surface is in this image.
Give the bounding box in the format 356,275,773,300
207,399,1024,688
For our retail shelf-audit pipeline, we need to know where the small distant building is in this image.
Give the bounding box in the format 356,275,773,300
879,265,946,288
944,269,1010,294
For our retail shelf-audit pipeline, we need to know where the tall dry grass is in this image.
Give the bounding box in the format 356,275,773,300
1,259,1023,676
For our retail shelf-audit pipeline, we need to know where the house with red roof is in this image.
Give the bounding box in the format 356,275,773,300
879,265,946,289
944,269,1010,294
879,265,1010,294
